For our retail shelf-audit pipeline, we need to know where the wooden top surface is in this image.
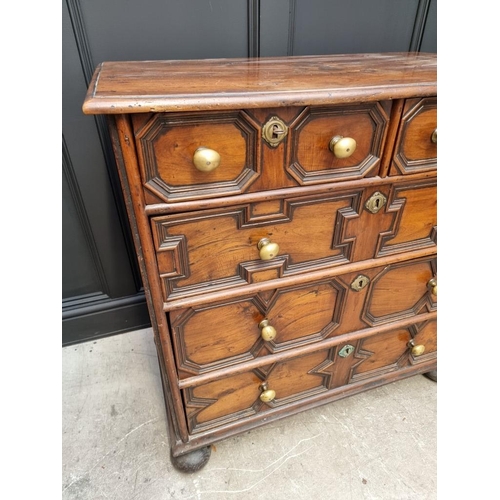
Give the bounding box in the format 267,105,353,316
82,52,437,114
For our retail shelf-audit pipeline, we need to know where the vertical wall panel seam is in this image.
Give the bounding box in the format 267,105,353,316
409,0,432,52
248,0,261,57
63,134,111,295
65,0,143,291
287,0,296,56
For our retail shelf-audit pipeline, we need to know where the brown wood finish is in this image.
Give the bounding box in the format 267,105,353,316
169,255,435,380
184,317,436,433
82,53,437,114
151,179,436,302
390,97,437,175
133,102,391,204
177,310,437,390
83,53,437,470
143,170,437,215
111,114,190,443
287,102,390,184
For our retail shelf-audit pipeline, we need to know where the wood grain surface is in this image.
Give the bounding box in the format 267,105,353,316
83,53,437,114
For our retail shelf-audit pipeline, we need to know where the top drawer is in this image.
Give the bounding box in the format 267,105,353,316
133,103,391,204
389,97,437,175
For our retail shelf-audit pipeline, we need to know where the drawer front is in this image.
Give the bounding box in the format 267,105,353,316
285,102,390,184
337,256,437,333
184,320,436,434
170,279,347,377
390,97,437,175
170,255,436,378
133,111,261,203
133,103,390,204
152,179,436,301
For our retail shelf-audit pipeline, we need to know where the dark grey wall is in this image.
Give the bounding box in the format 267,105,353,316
62,0,436,346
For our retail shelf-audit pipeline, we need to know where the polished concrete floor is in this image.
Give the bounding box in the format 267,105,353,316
62,327,437,500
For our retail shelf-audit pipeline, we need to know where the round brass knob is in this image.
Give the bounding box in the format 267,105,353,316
428,278,437,296
257,238,279,260
408,339,425,357
259,319,277,341
431,129,437,144
329,135,357,159
411,344,426,356
259,383,276,403
193,147,221,172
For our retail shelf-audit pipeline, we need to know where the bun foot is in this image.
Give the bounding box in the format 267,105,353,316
423,370,437,382
171,446,211,473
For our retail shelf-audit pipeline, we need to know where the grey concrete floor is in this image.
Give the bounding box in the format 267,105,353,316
62,327,437,500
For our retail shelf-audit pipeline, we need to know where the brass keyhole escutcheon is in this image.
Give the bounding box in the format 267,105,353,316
339,344,355,358
262,116,289,147
351,274,370,292
365,191,387,214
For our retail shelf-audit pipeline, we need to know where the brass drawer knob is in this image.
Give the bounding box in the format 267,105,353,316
329,135,357,159
408,339,425,357
259,382,276,403
428,278,437,296
193,147,221,172
431,129,437,144
259,319,277,341
257,238,279,260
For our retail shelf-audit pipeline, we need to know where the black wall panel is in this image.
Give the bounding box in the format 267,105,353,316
62,0,437,345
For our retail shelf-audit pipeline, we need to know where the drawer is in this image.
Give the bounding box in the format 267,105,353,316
184,319,436,434
133,110,261,203
133,103,390,204
170,278,347,378
170,255,436,378
390,97,437,175
152,179,436,301
285,102,390,185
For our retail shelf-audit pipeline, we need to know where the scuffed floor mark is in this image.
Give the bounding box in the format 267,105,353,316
62,417,159,494
186,433,324,498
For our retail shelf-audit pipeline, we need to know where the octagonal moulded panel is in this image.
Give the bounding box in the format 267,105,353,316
169,279,347,377
361,256,437,327
390,97,437,175
133,110,261,202
286,102,390,185
184,348,333,434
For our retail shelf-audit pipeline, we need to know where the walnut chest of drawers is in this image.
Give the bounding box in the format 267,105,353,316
83,53,437,472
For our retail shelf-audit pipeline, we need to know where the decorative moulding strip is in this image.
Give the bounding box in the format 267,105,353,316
163,246,437,312
178,309,437,388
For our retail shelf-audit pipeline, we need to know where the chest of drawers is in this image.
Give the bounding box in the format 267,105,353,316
83,53,437,473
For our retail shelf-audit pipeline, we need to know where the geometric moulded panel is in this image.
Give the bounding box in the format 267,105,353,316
134,110,260,202
391,97,437,175
169,278,347,377
287,102,390,184
361,256,437,326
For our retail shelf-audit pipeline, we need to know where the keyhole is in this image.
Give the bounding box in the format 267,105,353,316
375,198,380,208
272,125,284,139
351,274,370,292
